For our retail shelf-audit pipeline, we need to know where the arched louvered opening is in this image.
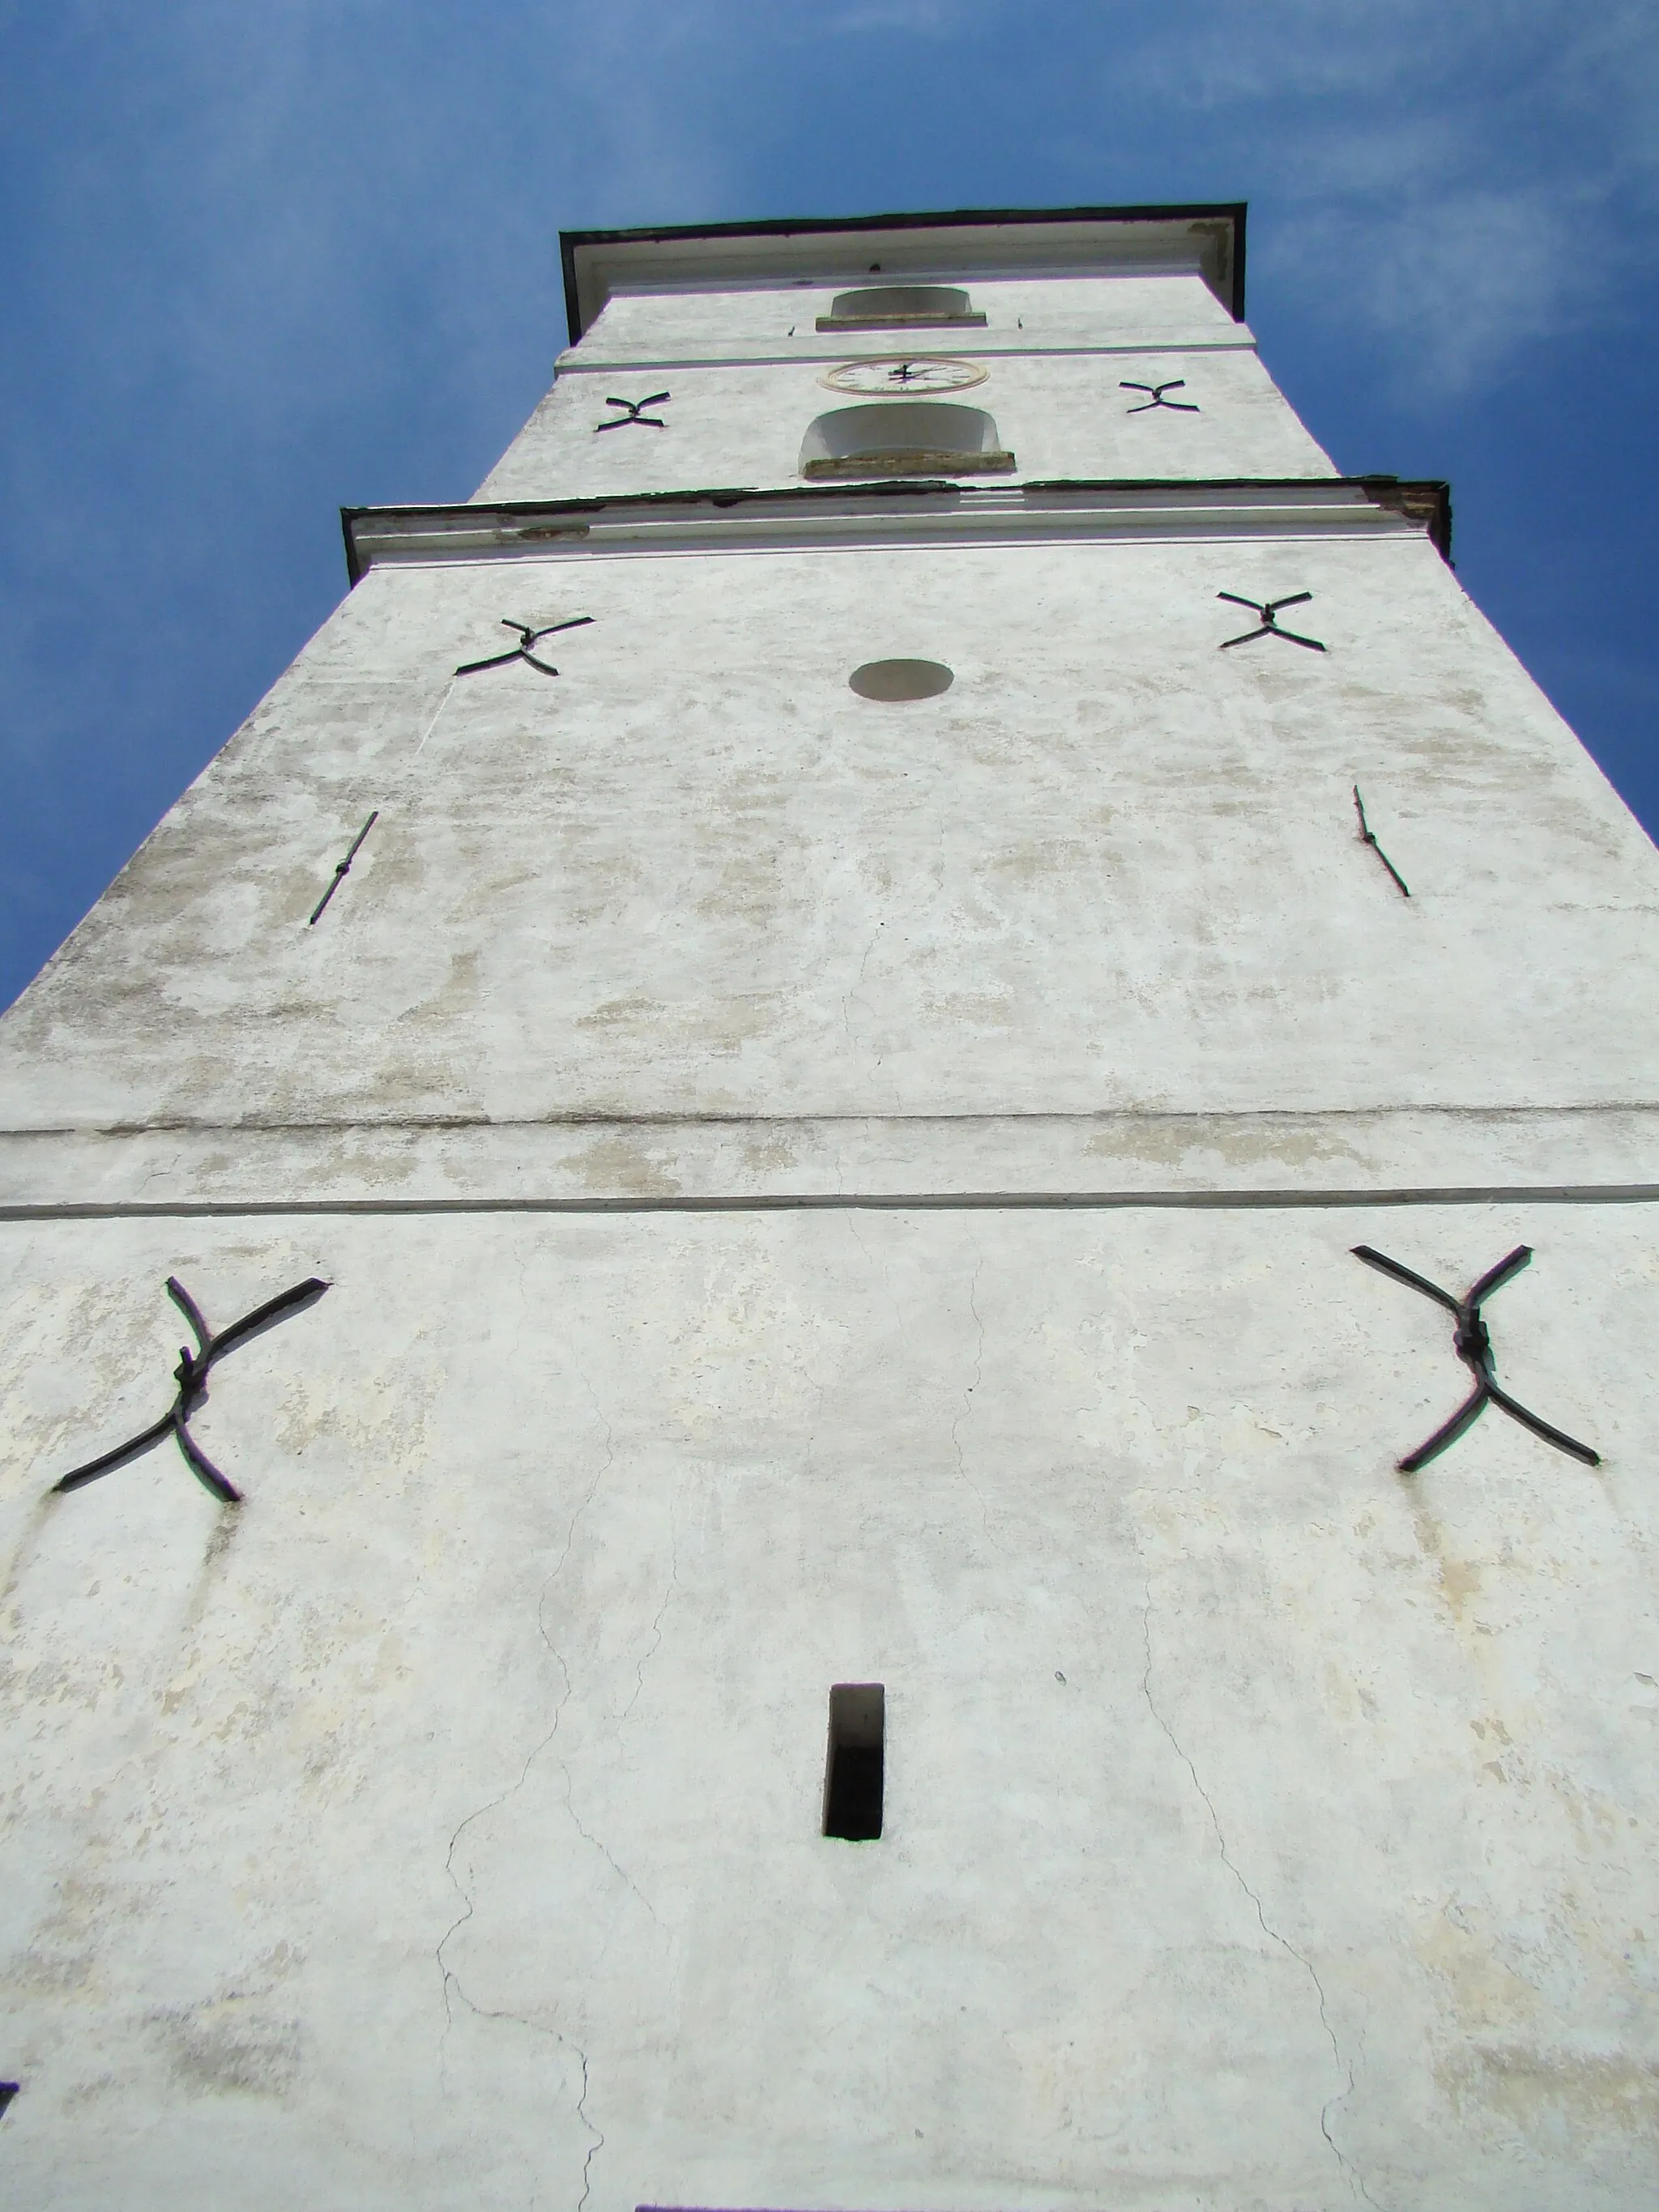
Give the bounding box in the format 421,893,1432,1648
800,402,1013,480
816,284,986,330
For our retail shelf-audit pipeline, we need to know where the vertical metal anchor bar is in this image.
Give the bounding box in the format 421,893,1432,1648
309,812,378,925
1352,786,1410,897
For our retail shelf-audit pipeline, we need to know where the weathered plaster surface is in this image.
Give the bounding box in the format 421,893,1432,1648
477,350,1335,502
2,538,1654,1141
577,273,1243,351
3,1208,1659,2212
2,231,1657,2211
476,273,1326,500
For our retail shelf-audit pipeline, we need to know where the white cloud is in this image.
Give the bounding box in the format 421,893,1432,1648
1089,0,1659,390
1266,185,1607,395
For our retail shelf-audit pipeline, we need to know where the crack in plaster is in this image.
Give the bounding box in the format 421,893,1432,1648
577,2049,605,2212
840,921,882,1048
801,1341,828,1488
433,1377,620,2204
539,1375,660,1923
437,1964,602,2212
557,1755,660,1929
621,1518,679,1731
436,1386,613,2063
1,1491,62,1615
845,1212,911,1368
412,677,458,759
951,1242,999,1550
1140,1588,1379,2210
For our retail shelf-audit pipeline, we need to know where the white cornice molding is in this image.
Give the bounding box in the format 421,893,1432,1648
343,479,1444,580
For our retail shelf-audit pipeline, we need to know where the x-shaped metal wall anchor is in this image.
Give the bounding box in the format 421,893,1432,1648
455,616,594,679
1352,1244,1599,1473
1218,591,1327,652
595,391,671,432
51,1275,330,1504
1121,379,1199,413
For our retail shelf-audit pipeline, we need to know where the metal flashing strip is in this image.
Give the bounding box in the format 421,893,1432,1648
8,1102,1656,1136
343,479,1448,582
5,1103,1653,1216
2,1186,1656,1225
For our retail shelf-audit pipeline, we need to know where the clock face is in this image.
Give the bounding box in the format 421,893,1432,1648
820,355,989,397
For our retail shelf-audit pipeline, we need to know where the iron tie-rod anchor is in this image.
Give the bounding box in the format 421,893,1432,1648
455,615,594,680
50,1274,330,1504
595,391,671,432
309,811,377,925
1352,1244,1599,1473
1353,785,1410,897
1218,590,1327,652
1121,378,1199,412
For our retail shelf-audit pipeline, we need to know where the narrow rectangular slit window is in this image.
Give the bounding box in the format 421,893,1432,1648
823,1683,884,1840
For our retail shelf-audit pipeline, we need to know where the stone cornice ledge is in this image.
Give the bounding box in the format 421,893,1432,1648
0,1105,1650,1219
341,476,1451,582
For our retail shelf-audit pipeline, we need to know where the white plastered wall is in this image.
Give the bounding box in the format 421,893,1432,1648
1,535,1653,1137
476,271,1334,498
477,351,1336,501
1,1204,1657,2212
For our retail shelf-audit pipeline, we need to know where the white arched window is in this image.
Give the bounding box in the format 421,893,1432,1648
816,284,987,331
800,402,1015,480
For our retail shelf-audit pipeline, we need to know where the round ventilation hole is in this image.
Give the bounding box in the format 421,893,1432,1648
849,658,954,701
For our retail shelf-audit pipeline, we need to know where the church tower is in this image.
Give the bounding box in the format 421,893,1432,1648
4,205,1658,2210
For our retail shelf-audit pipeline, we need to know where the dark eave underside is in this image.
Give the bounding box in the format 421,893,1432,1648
560,202,1249,339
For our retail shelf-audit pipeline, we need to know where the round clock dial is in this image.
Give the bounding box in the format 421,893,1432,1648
820,355,989,396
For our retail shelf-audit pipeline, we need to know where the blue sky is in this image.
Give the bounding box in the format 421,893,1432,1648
2,1,1656,1011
